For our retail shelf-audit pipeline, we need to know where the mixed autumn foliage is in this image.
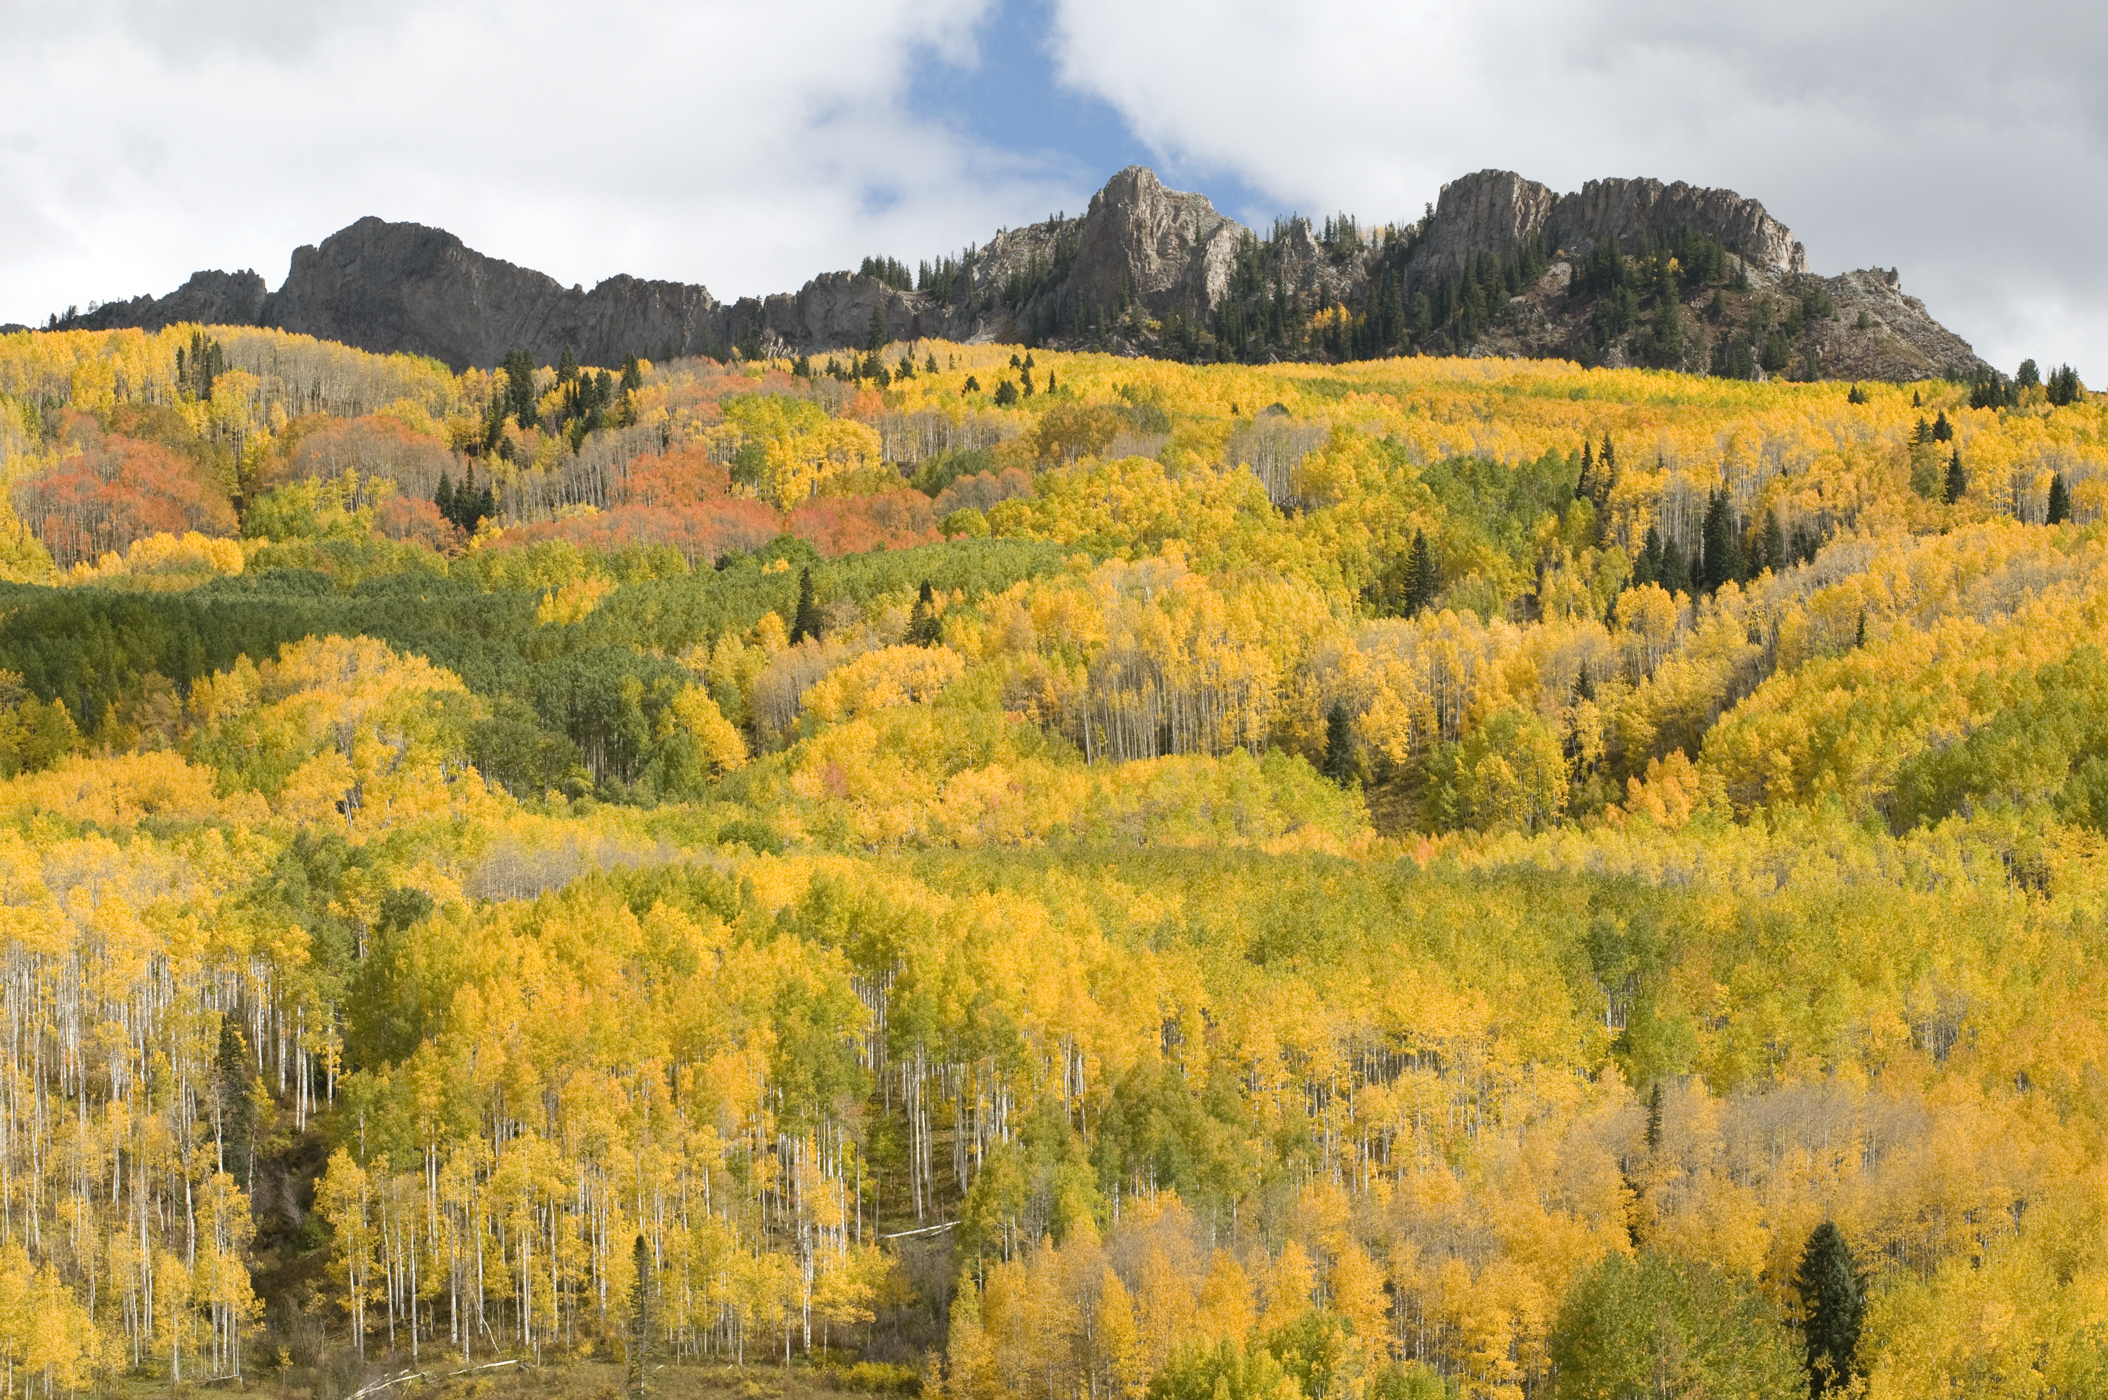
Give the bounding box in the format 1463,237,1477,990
0,318,2102,1398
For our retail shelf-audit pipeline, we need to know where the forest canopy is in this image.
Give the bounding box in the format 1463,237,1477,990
0,319,2102,1399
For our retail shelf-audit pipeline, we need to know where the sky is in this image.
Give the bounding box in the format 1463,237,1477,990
4,0,2103,379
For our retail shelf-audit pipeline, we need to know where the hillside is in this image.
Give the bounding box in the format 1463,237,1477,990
48,167,1984,382
0,325,2099,1397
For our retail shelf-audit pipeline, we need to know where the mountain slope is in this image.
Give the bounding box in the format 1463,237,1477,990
55,166,1985,381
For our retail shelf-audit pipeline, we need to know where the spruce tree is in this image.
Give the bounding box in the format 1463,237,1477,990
1659,534,1690,596
1321,701,1357,785
628,1233,650,1399
1575,439,1596,503
907,580,942,646
1794,1222,1865,1396
1759,511,1786,577
2047,473,2071,525
1932,410,1953,443
1945,449,1967,505
866,305,888,353
791,568,823,644
1644,1082,1664,1151
1405,530,1439,615
1633,525,1663,588
621,354,643,393
1698,489,1741,594
557,344,579,384
215,1019,256,1190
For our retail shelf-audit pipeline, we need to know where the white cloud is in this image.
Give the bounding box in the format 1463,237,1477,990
1047,0,2108,379
6,0,2103,381
0,0,1068,320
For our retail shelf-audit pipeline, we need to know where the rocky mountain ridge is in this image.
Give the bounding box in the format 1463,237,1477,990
48,166,1985,381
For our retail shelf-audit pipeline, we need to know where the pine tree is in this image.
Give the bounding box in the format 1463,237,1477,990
791,567,823,644
1633,524,1663,587
1759,511,1786,576
1575,440,1596,502
215,1018,256,1189
1699,489,1742,594
1794,1222,1865,1396
557,344,580,384
1659,533,1690,596
1932,410,1953,443
2047,473,2070,525
503,348,539,427
628,1233,650,1399
1644,1082,1664,1151
1945,449,1967,504
1321,701,1357,785
621,354,643,392
993,380,1020,407
1405,530,1439,615
866,306,889,352
907,581,942,646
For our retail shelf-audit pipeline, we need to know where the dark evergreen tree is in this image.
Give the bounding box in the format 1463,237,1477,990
907,580,942,646
1932,410,1953,443
993,379,1020,407
557,344,580,384
1846,383,1868,404
1758,511,1786,577
791,568,823,644
1659,533,1690,596
865,305,888,352
1945,449,1967,505
1575,439,1596,502
963,374,981,394
1794,1222,1866,1396
2016,358,2040,389
1633,524,1663,588
1405,530,1440,615
621,354,643,393
215,1018,256,1190
2047,473,2071,525
1699,489,1743,593
2047,364,2084,407
503,348,539,427
1321,701,1357,785
628,1233,650,1399
1644,1082,1664,1152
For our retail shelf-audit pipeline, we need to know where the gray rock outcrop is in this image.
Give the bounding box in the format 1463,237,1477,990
56,165,1976,381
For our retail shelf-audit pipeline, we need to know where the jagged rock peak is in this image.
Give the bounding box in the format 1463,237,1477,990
1417,169,1807,277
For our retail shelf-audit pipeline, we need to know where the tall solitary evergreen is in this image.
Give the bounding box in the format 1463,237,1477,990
1794,1222,1865,1396
1698,488,1742,594
628,1233,650,1399
1321,701,1357,785
1405,530,1440,615
791,568,823,644
2047,473,2071,525
1944,450,1967,505
907,580,942,646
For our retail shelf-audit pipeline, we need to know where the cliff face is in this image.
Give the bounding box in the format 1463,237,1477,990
74,269,270,334
264,218,725,369
64,166,1980,381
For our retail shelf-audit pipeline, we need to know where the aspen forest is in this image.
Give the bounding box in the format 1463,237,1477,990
0,318,2106,1400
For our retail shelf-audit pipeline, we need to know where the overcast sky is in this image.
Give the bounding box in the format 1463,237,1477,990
6,0,2102,379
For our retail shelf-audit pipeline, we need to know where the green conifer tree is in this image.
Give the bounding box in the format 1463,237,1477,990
1321,701,1357,786
907,581,942,646
1405,530,1439,615
1945,449,1967,504
791,568,823,645
628,1233,650,1399
1794,1222,1865,1396
1759,511,1786,577
2047,473,2071,525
